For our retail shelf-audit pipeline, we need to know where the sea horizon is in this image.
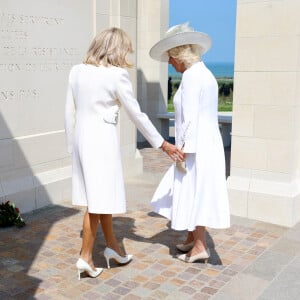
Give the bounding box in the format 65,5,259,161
169,61,234,78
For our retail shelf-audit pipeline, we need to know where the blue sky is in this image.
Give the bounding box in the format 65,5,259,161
169,0,237,63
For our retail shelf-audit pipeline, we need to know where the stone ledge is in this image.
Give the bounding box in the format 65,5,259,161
0,166,72,213
227,175,300,227
157,112,232,147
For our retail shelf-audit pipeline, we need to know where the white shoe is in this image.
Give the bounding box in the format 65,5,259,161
104,247,133,269
176,241,194,252
76,258,103,280
177,248,210,263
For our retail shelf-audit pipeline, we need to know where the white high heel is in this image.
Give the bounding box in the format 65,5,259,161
177,248,210,263
76,258,103,280
103,247,133,269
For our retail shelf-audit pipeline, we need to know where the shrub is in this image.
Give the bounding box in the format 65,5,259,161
218,79,233,97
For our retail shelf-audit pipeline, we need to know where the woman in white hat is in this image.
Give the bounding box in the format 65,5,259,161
150,23,230,263
65,27,184,279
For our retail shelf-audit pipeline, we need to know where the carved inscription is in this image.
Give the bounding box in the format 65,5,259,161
0,62,75,72
0,12,64,26
0,9,81,102
2,46,79,57
1,29,29,40
0,89,38,101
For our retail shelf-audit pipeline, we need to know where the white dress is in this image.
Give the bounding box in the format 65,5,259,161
151,62,230,231
65,64,163,214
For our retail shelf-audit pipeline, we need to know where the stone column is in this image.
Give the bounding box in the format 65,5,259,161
228,0,300,226
136,0,169,141
0,0,93,213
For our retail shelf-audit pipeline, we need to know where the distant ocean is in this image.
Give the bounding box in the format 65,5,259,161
169,61,234,78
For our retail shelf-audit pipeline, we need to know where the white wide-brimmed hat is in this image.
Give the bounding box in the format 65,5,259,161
149,22,212,62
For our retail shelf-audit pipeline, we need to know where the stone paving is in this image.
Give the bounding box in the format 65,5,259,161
1,148,300,299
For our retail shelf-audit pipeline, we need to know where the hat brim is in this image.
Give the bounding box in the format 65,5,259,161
149,32,212,62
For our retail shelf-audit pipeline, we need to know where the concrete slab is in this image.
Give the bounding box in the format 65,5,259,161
243,250,293,281
212,273,269,300
257,256,300,300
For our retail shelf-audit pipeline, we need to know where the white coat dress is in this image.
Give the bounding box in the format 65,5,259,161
151,61,230,231
65,64,163,214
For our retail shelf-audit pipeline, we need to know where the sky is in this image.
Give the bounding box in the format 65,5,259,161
169,0,237,63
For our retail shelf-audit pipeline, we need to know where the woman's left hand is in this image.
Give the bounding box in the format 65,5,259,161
161,141,185,162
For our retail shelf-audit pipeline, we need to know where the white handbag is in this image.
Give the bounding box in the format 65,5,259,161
176,121,191,173
176,160,187,173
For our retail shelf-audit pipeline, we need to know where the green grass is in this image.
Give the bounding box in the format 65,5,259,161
218,94,233,112
168,102,232,112
167,76,233,112
168,102,174,112
167,96,233,112
218,102,233,112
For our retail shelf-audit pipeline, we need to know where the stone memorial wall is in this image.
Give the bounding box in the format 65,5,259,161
0,0,93,212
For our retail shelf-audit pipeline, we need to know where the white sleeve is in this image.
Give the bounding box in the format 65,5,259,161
64,69,76,154
116,69,164,148
180,73,202,153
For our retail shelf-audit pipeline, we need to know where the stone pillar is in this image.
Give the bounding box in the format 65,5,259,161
0,0,93,213
136,0,169,141
228,0,300,227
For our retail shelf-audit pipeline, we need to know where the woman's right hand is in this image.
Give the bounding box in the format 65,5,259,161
161,141,185,162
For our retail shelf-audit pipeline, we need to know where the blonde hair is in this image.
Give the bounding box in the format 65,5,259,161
84,27,133,68
168,44,201,68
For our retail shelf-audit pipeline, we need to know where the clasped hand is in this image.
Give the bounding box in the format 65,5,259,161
161,141,185,162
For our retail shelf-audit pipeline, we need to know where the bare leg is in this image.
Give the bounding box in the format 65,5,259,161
188,226,207,257
183,231,194,244
80,210,100,269
100,214,125,256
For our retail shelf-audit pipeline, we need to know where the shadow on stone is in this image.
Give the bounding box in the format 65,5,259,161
0,204,79,298
91,214,223,268
147,213,223,266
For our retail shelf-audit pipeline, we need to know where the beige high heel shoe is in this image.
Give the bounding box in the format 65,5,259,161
176,241,194,252
177,248,210,263
104,247,133,269
76,258,103,280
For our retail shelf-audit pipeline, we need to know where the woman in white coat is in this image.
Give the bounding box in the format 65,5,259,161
150,23,230,263
65,27,184,279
